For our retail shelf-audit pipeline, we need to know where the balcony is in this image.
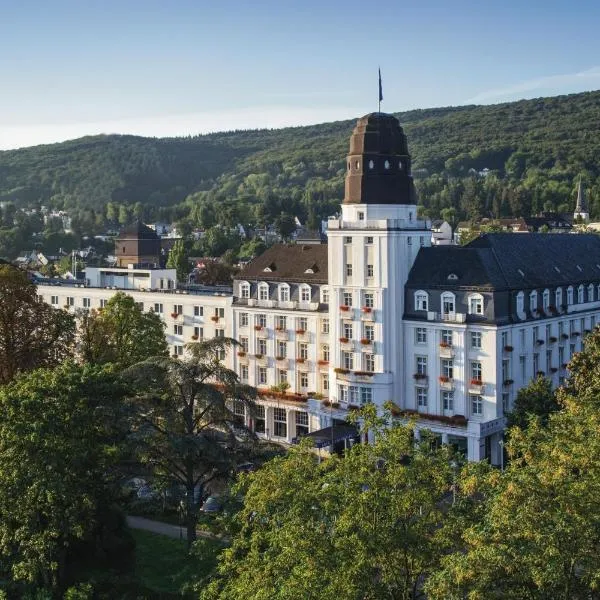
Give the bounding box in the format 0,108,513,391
275,357,289,369
427,312,466,323
317,360,329,371
339,338,354,351
275,329,289,340
254,354,268,366
468,380,485,395
296,358,310,370
278,300,297,310
413,373,428,385
438,376,454,390
360,307,375,322
439,343,454,358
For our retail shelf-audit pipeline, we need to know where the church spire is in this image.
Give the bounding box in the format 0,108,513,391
574,178,589,222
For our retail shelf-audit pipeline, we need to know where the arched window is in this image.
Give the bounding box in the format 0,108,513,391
529,291,537,312
278,284,290,302
414,290,429,311
258,282,269,301
516,291,525,314
567,286,574,305
441,292,455,316
299,284,312,303
543,289,550,309
588,284,595,302
578,285,585,304
240,282,250,299
555,287,562,309
468,293,484,316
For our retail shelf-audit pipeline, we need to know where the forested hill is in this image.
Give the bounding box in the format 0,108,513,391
2,89,600,225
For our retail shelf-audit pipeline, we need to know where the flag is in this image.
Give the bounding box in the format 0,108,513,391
378,68,383,103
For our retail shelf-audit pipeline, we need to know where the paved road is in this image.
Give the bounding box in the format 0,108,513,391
126,515,223,541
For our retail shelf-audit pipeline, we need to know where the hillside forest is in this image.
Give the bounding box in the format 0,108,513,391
0,90,599,259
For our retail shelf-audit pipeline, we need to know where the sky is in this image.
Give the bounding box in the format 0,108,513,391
1,0,600,150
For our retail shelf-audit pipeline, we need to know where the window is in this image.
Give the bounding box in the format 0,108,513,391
468,294,484,315
366,236,374,244
543,289,550,309
277,340,287,358
545,324,551,342
344,236,352,244
533,353,539,374
546,349,552,373
240,283,250,299
520,328,526,347
502,359,510,381
502,393,510,415
299,372,309,389
297,317,308,332
470,331,482,349
276,315,287,330
100,299,108,308
416,356,427,375
173,344,184,356
407,237,412,246
83,297,91,309
358,211,365,220
194,326,203,340
321,344,330,362
567,286,574,305
215,328,225,338
345,263,353,277
364,353,375,372
360,387,373,405
240,312,249,327
321,288,329,304
416,387,428,408
349,386,359,405
342,351,354,370
254,405,265,433
516,291,524,313
298,343,308,360
258,367,267,385
578,285,584,304
343,323,353,339
441,359,453,379
239,365,249,383
588,284,595,302
257,339,267,355
338,386,348,404
415,291,428,311
321,318,329,334
529,291,537,312
501,331,508,348
257,314,267,328
532,326,538,346
470,361,482,382
277,369,288,385
471,395,483,416
342,292,353,307
322,373,329,391
416,327,427,344
273,408,287,438
420,236,425,247
154,303,163,314
51,295,58,305
279,285,290,302
258,284,269,301
174,324,183,335
442,391,454,411
520,355,526,381
363,324,375,341
240,337,248,352
555,288,562,308
194,305,203,317
441,292,455,315
366,264,374,278
558,346,564,368
441,329,453,346
66,296,74,306
296,411,309,436
364,292,374,308
300,285,311,303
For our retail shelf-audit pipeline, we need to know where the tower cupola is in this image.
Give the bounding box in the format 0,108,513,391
343,112,417,205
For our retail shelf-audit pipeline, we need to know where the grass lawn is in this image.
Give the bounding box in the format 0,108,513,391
132,529,222,596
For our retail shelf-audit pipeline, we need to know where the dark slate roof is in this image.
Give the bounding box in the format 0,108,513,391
407,233,600,290
239,243,328,283
116,221,159,240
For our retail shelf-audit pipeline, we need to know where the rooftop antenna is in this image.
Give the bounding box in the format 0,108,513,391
378,67,383,113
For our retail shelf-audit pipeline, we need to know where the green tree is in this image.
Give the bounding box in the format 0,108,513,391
507,375,559,429
274,213,296,240
166,239,189,282
203,407,457,600
0,266,74,384
77,292,167,367
124,338,257,549
0,362,132,594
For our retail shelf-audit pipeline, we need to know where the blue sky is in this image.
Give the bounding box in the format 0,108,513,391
1,0,599,149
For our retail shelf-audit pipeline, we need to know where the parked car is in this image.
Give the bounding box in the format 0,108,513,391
235,462,257,474
200,496,222,514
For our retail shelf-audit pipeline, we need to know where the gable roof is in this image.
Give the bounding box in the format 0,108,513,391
239,243,328,283
407,233,600,291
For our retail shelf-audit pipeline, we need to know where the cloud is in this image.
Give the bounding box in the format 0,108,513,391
0,104,364,151
465,66,600,104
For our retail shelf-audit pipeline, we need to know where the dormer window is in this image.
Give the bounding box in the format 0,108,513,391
304,263,319,274
516,291,524,314
384,160,390,169
588,284,594,302
368,161,374,170
278,284,290,303
555,287,562,307
300,284,311,303
447,273,458,281
357,211,365,221
578,285,585,304
441,292,455,316
543,289,550,309
468,293,484,316
414,291,428,311
263,263,275,273
258,283,269,301
240,282,250,299
529,291,537,312
567,286,574,305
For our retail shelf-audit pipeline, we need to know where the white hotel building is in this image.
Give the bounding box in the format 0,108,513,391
37,113,600,464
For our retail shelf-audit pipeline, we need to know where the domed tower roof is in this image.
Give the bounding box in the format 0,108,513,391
344,112,417,205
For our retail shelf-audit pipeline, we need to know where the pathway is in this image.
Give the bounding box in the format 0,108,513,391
126,515,223,542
